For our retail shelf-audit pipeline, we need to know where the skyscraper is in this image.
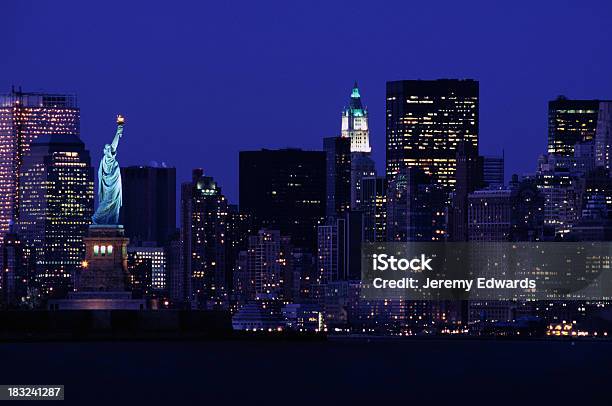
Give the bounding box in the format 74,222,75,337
386,79,479,190
2,226,32,307
483,154,505,188
317,211,363,283
386,167,447,242
234,229,291,301
181,169,228,309
323,136,351,217
451,141,483,241
595,102,612,169
0,89,80,238
17,134,94,298
120,165,176,245
350,152,376,210
547,97,601,156
341,83,371,153
239,149,326,250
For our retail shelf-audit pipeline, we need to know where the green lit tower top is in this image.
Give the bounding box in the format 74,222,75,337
341,82,371,153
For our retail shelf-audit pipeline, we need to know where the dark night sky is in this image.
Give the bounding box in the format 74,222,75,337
2,0,612,203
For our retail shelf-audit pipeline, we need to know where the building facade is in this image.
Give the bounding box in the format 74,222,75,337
120,165,176,245
386,79,479,190
0,89,80,238
239,149,325,251
181,169,228,309
341,83,371,153
17,134,94,298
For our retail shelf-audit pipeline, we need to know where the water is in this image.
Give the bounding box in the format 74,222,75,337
0,339,609,404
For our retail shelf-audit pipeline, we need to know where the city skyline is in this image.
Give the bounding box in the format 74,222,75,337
4,1,612,203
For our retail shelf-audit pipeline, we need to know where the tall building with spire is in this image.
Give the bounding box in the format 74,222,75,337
0,89,79,239
341,83,371,153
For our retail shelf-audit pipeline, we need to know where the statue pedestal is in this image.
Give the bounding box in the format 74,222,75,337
78,225,130,292
49,225,145,310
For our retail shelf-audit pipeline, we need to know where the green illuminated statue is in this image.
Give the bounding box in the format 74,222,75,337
92,115,125,225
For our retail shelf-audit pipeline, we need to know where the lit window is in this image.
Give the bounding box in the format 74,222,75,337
101,245,106,255
107,245,113,255
94,245,99,256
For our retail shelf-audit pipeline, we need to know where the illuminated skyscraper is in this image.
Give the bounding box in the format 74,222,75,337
547,97,600,156
17,134,94,298
386,79,479,190
0,89,79,239
341,82,371,153
181,169,228,309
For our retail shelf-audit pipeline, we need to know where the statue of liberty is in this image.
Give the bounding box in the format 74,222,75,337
92,115,125,225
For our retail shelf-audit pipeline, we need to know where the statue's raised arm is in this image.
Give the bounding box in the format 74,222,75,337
110,115,124,151
92,115,125,226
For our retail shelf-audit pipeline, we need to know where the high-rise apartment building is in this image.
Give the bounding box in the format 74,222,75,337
0,89,79,238
181,169,228,309
386,79,479,190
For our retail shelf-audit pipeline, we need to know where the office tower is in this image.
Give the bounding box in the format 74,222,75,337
571,168,612,240
121,165,176,245
0,89,80,238
323,137,351,217
548,97,601,156
127,244,166,292
181,169,228,309
317,211,363,284
165,230,189,307
234,229,290,301
468,176,544,242
17,134,94,298
483,154,504,188
386,79,479,190
225,204,252,294
560,165,612,241
386,167,447,242
536,154,578,238
127,250,153,299
239,149,326,250
573,140,597,177
374,178,387,242
467,189,513,241
350,152,376,210
451,142,484,241
2,226,32,307
360,176,378,242
341,82,371,153
595,102,612,169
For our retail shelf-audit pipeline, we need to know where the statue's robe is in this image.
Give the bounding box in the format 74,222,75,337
92,146,122,225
